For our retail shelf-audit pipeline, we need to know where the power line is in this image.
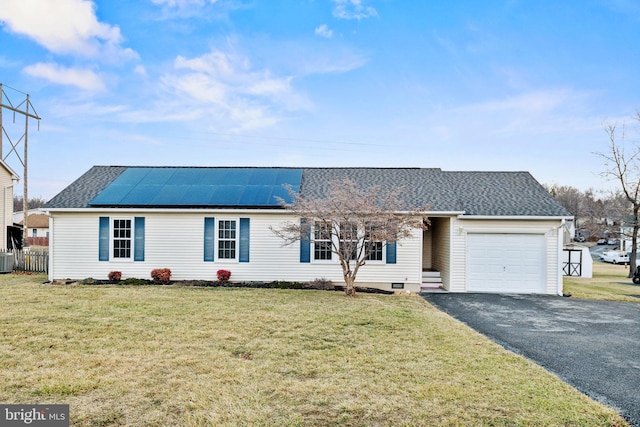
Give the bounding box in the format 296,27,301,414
0,83,42,249
197,131,394,148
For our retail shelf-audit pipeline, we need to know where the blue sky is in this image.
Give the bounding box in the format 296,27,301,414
0,0,639,200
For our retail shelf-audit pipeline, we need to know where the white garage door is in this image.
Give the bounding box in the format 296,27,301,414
467,233,546,293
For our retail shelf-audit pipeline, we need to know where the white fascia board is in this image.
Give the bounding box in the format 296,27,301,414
0,159,19,181
45,208,467,216
458,215,574,221
384,210,464,216
44,207,290,214
421,211,465,216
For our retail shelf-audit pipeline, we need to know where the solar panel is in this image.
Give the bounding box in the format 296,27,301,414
89,167,303,207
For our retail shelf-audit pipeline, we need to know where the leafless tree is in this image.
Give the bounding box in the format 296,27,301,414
271,178,429,296
596,114,640,276
546,184,584,230
13,195,47,212
581,189,608,239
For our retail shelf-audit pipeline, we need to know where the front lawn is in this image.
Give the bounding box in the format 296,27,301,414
564,261,640,302
0,274,628,426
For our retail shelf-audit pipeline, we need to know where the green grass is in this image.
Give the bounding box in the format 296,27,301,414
564,261,640,302
0,273,629,426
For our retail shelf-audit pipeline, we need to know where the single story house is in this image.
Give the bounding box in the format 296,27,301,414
44,166,572,294
19,213,50,239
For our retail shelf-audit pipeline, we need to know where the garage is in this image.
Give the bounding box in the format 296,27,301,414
466,233,546,293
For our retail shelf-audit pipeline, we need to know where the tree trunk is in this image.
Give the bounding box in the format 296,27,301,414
344,275,356,297
630,208,639,278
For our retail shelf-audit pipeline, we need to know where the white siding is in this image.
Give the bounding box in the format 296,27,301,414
0,167,13,250
448,216,467,292
431,217,452,290
49,211,424,291
49,210,565,295
422,228,432,270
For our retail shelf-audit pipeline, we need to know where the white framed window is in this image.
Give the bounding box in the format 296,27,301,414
112,218,132,260
339,222,359,261
313,221,332,261
365,225,384,262
366,241,384,261
218,219,237,260
99,216,145,262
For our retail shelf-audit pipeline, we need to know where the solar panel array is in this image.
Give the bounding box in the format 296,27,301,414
88,167,303,207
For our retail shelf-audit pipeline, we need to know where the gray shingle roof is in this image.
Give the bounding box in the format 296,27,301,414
444,171,570,216
45,166,127,209
44,166,571,217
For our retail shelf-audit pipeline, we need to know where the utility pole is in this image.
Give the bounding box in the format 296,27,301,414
0,83,41,249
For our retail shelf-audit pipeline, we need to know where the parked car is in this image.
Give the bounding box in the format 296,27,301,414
607,239,618,245
597,239,608,245
600,250,630,265
574,236,586,242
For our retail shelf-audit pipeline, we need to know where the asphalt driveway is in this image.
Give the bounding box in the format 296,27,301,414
422,293,640,426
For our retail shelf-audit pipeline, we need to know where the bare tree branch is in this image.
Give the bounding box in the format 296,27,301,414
595,115,640,277
271,178,429,296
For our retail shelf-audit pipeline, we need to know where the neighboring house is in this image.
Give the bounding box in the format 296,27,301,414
18,213,50,240
0,160,19,250
44,166,572,294
13,208,45,226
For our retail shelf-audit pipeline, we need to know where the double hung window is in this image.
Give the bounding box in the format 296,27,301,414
339,222,359,261
300,218,395,264
366,240,384,261
313,221,332,260
99,217,144,262
204,217,249,262
365,225,384,261
218,220,237,260
113,219,132,259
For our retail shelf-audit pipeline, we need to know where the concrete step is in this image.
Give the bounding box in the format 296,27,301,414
420,270,443,292
421,270,442,284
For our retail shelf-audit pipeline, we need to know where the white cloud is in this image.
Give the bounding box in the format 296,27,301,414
150,0,225,19
443,88,602,140
295,47,368,74
23,62,106,91
332,0,377,20
0,0,137,61
461,89,574,115
315,24,333,38
134,65,148,77
151,0,215,7
159,47,311,131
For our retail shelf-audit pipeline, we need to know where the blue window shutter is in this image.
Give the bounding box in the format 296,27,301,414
99,217,109,261
239,218,250,262
300,218,310,263
204,217,215,262
134,217,145,261
386,241,397,264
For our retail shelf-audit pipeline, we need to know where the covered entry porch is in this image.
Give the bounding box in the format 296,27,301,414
420,216,452,291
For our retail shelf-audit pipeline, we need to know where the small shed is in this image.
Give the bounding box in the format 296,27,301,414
563,244,592,278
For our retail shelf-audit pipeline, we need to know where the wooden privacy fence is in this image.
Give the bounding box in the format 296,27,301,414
12,249,48,273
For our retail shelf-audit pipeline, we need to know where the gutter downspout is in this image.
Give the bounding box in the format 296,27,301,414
557,218,566,296
47,213,53,281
